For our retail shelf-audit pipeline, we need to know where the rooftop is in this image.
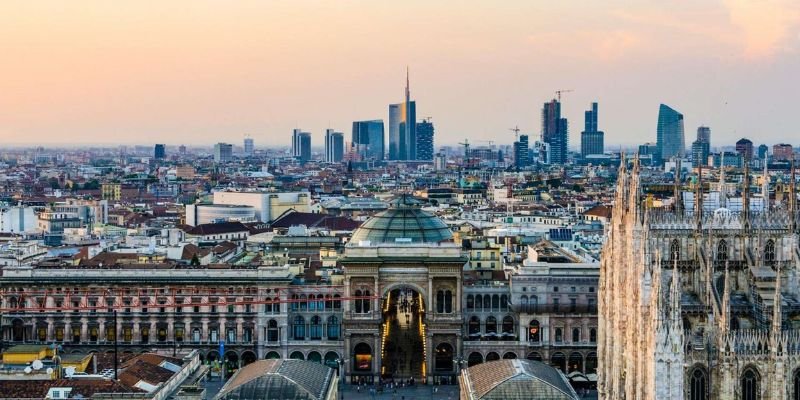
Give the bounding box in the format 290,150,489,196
350,195,453,244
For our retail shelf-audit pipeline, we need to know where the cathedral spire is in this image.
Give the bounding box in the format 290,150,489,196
718,154,727,209
720,260,731,336
742,158,751,227
670,258,682,328
762,158,769,210
695,162,704,230
790,155,796,231
772,264,783,335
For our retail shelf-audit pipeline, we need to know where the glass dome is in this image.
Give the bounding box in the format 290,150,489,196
350,195,453,244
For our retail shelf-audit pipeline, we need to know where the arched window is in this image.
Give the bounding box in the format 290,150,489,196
444,290,453,313
293,316,305,340
492,295,500,311
317,294,325,311
717,240,728,262
436,290,444,313
741,367,760,400
333,294,341,309
529,320,540,342
309,316,322,340
500,294,508,311
290,294,299,311
530,295,538,312
299,294,307,311
568,352,583,372
555,327,563,343
690,367,708,400
474,295,482,311
572,328,581,343
267,320,279,342
793,368,800,400
589,328,597,343
486,316,497,336
353,343,372,372
501,316,514,336
764,239,776,263
327,316,340,340
468,316,480,338
362,290,371,313
670,239,680,261
467,295,474,310
483,295,491,310
550,352,566,372
467,352,483,367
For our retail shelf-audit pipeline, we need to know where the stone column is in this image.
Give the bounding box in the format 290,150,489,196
373,332,381,382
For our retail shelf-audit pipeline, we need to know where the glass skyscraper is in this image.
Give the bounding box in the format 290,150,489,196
352,120,385,161
542,99,568,165
580,102,604,159
691,126,711,167
324,129,344,163
292,129,311,162
656,104,685,164
388,71,416,161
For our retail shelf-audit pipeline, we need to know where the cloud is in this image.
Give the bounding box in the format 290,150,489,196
723,0,800,59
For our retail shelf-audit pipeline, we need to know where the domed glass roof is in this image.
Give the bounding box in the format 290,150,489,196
350,195,453,244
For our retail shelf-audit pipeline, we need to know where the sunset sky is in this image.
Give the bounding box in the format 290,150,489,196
1,0,799,148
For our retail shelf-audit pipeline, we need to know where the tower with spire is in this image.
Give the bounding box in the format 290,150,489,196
388,67,417,161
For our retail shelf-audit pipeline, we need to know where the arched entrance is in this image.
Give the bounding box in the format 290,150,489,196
241,351,257,366
289,351,305,360
467,352,483,367
307,351,322,363
12,318,25,342
381,287,426,380
434,343,454,372
324,351,339,370
224,351,239,377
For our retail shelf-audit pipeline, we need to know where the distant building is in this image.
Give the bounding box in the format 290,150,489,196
178,145,187,155
773,143,793,162
416,119,434,161
542,99,569,165
214,143,233,163
758,144,769,161
185,204,257,226
388,70,416,160
691,126,711,168
514,134,530,169
580,102,604,158
291,129,312,162
324,129,344,163
154,144,166,159
352,120,385,161
243,137,254,156
212,191,311,223
735,138,754,160
656,104,685,164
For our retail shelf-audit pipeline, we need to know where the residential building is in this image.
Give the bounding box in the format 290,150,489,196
736,137,754,160
416,119,434,161
773,143,793,162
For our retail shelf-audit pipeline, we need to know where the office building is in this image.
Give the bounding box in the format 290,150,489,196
243,137,254,156
324,129,344,163
352,120,385,161
214,143,233,163
154,144,166,159
773,143,793,162
758,144,769,161
213,191,311,223
292,129,312,162
542,99,568,165
691,126,711,168
736,138,754,160
513,134,530,169
580,102,604,158
416,119,434,161
656,104,685,164
388,70,416,160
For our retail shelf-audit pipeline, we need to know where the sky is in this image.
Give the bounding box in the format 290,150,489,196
1,0,800,149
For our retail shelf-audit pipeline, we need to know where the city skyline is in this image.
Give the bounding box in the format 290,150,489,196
2,1,800,147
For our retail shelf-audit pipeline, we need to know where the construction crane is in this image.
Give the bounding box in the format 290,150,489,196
510,126,521,141
458,139,471,169
555,89,573,102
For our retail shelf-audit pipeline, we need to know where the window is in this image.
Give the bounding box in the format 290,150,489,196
717,240,728,262
590,328,597,343
209,329,218,343
293,316,305,339
554,287,559,292
741,367,759,400
570,298,577,312
243,327,252,342
436,290,444,313
670,239,680,261
445,291,453,313
310,316,322,340
468,317,480,338
553,298,560,312
175,327,184,342
529,320,540,342
55,327,64,341
492,295,500,311
142,327,150,344
793,369,800,400
500,294,508,311
690,368,707,400
502,316,514,336
467,295,474,310
192,328,200,343
572,328,580,343
354,290,370,314
588,298,596,312
226,328,235,343
555,327,563,343
765,240,776,263
486,316,497,335
327,316,340,340
267,320,279,342
38,327,47,341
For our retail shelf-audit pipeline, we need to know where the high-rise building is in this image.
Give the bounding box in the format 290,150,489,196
324,129,344,163
243,137,254,156
213,143,233,163
735,138,754,160
388,70,416,160
178,145,187,155
352,120,385,161
656,104,685,164
580,102,604,158
154,144,166,159
773,143,793,162
415,119,434,161
691,126,711,167
513,134,529,169
292,129,312,162
542,99,568,165
758,144,769,161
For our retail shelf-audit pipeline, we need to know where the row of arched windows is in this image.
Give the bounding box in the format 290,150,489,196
687,365,800,400
467,315,515,339
465,294,509,312
669,239,777,263
436,290,454,313
353,290,371,314
289,294,342,311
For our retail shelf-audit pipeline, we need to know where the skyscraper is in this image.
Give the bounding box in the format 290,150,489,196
513,134,529,169
324,129,344,163
213,143,233,163
656,104,685,164
773,143,793,162
243,137,254,156
758,144,769,161
352,120,385,161
415,119,434,161
154,144,166,159
542,99,568,165
388,69,416,161
691,126,711,167
735,138,754,160
580,102,604,159
292,129,312,162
